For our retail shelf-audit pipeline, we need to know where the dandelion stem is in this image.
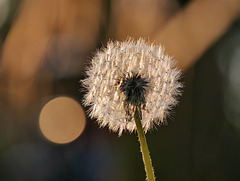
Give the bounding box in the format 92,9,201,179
134,106,155,181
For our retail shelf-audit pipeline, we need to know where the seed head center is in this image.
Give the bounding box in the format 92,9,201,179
119,74,148,106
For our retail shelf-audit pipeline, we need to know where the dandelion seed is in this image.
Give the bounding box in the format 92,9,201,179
82,38,182,136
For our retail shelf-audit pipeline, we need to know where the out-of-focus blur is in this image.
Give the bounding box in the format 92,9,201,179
0,0,9,29
1,0,240,180
39,97,86,144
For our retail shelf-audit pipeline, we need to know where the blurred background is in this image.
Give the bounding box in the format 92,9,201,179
1,0,240,180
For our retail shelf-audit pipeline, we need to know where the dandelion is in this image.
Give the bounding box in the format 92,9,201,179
82,38,182,135
82,38,182,181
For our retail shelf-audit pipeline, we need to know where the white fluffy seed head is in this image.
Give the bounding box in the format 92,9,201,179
82,38,182,136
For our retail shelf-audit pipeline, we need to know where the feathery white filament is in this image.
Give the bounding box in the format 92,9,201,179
82,38,182,136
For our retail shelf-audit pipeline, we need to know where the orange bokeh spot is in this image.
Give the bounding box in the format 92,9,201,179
39,96,86,144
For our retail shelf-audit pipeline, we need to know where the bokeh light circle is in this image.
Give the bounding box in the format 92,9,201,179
39,96,86,144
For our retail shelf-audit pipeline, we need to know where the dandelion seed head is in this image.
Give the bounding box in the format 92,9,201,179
82,38,182,136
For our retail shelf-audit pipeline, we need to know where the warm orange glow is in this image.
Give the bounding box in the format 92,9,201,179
39,96,86,144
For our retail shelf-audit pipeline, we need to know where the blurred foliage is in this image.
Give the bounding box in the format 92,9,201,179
0,0,21,45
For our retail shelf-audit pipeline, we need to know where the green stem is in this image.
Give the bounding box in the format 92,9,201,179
134,107,155,181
